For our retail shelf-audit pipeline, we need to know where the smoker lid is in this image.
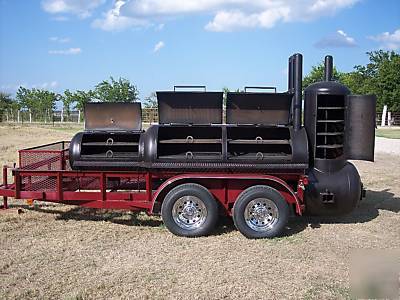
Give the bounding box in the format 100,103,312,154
226,92,293,125
84,102,142,131
157,92,223,124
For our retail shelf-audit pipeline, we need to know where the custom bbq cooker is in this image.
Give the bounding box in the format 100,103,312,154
0,54,376,238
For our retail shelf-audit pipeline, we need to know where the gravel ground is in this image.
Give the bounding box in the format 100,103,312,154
0,126,399,299
375,137,400,155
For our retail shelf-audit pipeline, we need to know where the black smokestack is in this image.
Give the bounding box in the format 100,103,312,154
293,53,303,131
324,55,333,81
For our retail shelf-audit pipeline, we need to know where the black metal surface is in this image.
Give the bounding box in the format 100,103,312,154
157,91,223,124
345,95,376,161
304,80,350,169
143,124,308,165
288,55,294,92
293,53,303,131
304,163,361,215
226,93,292,125
84,102,142,131
69,131,143,170
324,55,333,81
148,162,308,171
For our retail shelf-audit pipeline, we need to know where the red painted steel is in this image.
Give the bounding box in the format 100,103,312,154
0,142,307,216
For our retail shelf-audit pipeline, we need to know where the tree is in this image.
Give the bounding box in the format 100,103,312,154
95,77,139,102
16,87,35,122
15,87,57,122
60,89,79,121
302,62,343,90
143,92,157,108
74,90,95,112
303,51,400,112
0,92,12,122
346,50,400,112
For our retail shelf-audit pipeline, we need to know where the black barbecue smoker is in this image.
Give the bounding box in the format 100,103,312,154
29,52,376,238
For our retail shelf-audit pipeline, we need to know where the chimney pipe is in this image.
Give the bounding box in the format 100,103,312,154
293,53,303,131
288,55,294,92
324,55,333,81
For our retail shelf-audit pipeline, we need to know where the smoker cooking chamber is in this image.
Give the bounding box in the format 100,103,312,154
69,103,144,170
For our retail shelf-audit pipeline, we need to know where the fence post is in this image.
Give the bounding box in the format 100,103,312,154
381,105,387,127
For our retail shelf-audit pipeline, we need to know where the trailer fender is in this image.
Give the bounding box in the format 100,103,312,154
150,174,302,215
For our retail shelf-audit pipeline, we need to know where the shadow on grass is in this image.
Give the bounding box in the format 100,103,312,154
294,188,400,232
23,205,163,227
15,188,400,237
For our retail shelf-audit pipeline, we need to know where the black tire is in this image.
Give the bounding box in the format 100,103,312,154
233,185,289,239
161,183,219,237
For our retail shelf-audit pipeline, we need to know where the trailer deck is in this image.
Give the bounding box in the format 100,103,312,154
0,141,307,217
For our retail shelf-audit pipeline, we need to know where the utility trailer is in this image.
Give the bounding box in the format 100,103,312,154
0,53,376,239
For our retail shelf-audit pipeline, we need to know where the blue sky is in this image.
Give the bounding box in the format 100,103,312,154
0,0,399,102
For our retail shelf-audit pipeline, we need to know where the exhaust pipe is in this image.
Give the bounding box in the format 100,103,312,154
324,55,333,81
292,53,303,131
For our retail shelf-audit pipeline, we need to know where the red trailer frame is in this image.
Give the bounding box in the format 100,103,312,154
0,142,308,217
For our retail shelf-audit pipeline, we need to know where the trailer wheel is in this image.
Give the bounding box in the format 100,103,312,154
233,185,289,239
161,183,218,237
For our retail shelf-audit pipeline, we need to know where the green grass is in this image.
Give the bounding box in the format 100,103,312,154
375,128,400,139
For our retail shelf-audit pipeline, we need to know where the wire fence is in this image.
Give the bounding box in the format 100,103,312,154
0,108,160,124
1,109,399,126
375,112,400,126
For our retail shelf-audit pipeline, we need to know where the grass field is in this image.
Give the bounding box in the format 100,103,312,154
375,127,400,139
0,125,399,299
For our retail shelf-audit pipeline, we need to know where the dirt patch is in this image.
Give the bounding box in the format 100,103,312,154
1,126,399,299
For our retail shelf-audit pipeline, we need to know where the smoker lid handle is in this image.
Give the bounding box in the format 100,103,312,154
244,86,277,93
173,85,207,92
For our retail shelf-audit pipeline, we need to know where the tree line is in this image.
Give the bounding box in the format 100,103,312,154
0,77,143,122
303,50,400,112
1,50,399,123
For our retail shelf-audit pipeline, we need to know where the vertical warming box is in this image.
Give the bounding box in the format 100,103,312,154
69,102,143,170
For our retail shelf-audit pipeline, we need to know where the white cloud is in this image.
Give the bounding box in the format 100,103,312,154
1,81,59,92
32,81,59,89
92,0,149,31
369,28,400,50
315,29,357,48
156,23,165,31
41,0,105,18
49,36,71,43
48,47,82,55
153,41,165,52
91,0,359,32
205,8,290,32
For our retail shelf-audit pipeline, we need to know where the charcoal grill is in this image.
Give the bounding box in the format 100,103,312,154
69,102,143,170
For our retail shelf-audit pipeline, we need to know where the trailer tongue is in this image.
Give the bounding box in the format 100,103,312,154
0,53,376,239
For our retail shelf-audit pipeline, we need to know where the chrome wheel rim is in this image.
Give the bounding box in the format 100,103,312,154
244,198,279,232
172,196,208,230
